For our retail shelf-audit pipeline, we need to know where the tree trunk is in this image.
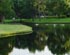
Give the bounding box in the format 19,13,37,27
0,15,4,23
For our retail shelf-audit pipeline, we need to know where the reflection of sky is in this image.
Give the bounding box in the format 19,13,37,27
9,46,53,55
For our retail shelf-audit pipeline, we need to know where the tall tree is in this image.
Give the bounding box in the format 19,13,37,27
13,0,36,18
46,0,68,17
0,0,15,22
34,0,47,17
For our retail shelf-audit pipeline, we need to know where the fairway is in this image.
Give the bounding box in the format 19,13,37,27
0,24,32,37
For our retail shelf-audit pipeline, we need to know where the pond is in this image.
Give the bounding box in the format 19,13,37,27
0,24,70,55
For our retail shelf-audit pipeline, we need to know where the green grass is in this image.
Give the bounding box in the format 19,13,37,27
3,17,70,24
22,18,70,24
0,24,32,38
4,19,21,23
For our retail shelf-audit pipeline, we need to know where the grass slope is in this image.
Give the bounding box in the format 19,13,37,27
4,18,70,24
22,18,70,24
0,24,32,38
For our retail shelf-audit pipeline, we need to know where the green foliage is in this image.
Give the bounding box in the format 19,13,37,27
13,0,36,18
46,0,68,17
0,0,70,19
34,0,47,17
0,0,15,19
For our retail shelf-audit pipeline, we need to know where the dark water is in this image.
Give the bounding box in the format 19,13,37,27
0,24,70,55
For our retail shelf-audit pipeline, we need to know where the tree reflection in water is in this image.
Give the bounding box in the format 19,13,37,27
0,24,70,55
47,24,70,55
14,24,70,55
15,31,48,53
0,37,15,55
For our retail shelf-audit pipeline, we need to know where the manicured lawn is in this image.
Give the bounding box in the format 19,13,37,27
22,18,70,24
4,18,70,24
0,24,32,38
4,19,21,23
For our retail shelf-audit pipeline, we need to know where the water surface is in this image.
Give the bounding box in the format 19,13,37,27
0,24,70,55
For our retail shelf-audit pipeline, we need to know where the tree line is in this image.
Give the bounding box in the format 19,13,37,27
0,0,70,20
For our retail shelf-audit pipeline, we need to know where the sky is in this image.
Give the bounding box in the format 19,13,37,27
9,46,53,55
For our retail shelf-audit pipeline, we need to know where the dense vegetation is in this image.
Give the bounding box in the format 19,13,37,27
0,0,70,21
12,0,70,18
0,0,15,19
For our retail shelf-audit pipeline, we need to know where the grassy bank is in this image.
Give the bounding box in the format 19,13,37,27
0,24,32,38
22,18,70,24
4,18,70,24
